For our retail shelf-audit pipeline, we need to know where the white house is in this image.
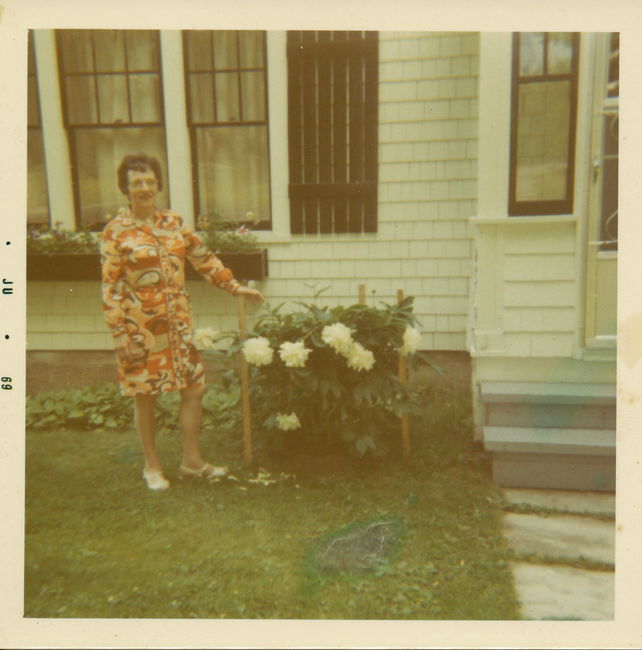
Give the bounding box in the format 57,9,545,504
26,30,617,490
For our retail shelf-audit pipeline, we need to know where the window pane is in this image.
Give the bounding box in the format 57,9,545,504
515,81,570,202
65,76,98,124
129,74,162,122
212,31,238,69
74,127,168,226
97,74,129,123
547,33,573,74
185,31,213,71
215,72,240,122
240,71,265,121
238,31,264,68
93,30,126,72
608,33,619,98
189,72,216,123
125,30,159,70
600,113,618,249
59,30,94,73
196,125,270,222
519,32,544,76
27,128,49,224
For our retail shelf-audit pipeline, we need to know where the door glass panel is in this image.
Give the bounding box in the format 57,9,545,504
515,81,571,202
547,33,573,74
519,32,544,75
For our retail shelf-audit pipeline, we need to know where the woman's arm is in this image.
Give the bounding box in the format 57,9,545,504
181,219,263,303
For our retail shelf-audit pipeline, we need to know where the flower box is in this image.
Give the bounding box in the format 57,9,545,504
27,253,101,281
187,249,269,282
27,249,269,282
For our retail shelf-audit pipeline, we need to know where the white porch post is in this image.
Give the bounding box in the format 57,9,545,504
266,31,290,236
477,32,512,218
159,31,194,227
32,30,75,230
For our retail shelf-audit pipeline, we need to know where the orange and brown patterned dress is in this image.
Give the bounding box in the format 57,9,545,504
100,207,240,396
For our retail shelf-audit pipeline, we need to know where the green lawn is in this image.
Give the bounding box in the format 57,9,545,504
24,377,521,620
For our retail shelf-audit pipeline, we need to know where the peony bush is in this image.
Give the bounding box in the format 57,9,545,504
220,295,432,457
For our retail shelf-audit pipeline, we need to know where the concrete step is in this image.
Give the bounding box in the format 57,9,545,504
484,426,615,456
490,451,615,491
510,562,614,620
502,512,615,565
485,401,614,429
503,488,615,516
481,382,616,430
484,426,615,490
481,382,616,405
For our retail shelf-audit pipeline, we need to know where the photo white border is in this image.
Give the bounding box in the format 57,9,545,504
2,0,641,647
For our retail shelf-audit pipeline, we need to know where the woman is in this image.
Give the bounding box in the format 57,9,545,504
101,153,264,490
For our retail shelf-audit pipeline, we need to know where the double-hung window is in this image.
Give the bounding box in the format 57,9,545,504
56,29,168,227
183,30,271,228
509,32,580,216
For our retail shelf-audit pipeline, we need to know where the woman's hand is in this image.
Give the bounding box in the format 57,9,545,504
114,334,146,364
236,285,265,305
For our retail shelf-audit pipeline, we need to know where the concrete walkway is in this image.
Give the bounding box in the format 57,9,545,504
502,488,615,620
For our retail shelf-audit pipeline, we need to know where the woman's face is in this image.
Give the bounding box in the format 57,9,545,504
127,168,159,213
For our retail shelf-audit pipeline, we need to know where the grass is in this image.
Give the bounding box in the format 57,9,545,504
24,369,521,620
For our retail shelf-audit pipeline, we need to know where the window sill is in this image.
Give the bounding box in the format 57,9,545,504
470,215,579,226
27,249,269,282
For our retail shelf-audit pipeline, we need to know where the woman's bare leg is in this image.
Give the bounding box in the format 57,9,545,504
134,393,161,471
178,383,208,469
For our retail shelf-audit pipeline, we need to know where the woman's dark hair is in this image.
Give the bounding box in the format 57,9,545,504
117,153,163,195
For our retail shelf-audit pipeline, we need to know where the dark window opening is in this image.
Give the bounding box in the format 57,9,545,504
287,31,378,234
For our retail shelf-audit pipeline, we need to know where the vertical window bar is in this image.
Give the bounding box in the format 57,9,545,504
90,32,101,125
211,32,218,124
123,31,133,123
236,31,244,123
363,31,378,233
332,31,348,233
317,30,334,234
287,31,304,233
348,31,364,233
302,30,318,234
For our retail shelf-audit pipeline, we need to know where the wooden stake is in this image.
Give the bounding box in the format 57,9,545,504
397,289,410,459
237,295,253,466
358,283,366,305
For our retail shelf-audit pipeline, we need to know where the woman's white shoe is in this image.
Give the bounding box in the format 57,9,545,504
143,468,170,491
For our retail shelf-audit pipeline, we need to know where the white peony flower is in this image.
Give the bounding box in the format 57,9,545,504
399,326,422,356
346,341,375,372
242,336,274,366
278,340,311,368
321,322,354,355
193,327,219,350
276,412,301,431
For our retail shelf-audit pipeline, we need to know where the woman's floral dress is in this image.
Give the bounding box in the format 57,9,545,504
100,207,240,396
